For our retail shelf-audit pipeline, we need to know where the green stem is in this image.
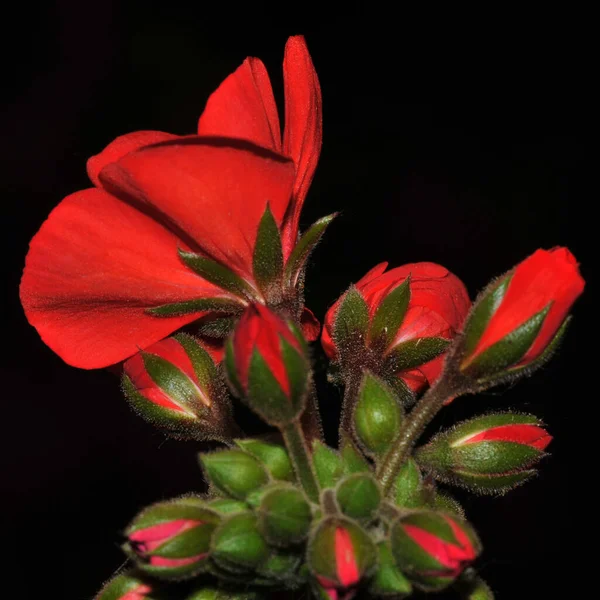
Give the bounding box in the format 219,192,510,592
301,381,324,443
376,376,456,496
339,375,361,444
282,421,320,502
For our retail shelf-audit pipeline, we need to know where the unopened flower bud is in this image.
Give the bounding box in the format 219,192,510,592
235,438,294,481
390,511,480,590
200,449,269,500
460,248,584,381
95,571,155,600
308,518,376,591
312,439,345,488
415,413,552,494
335,473,381,521
123,497,219,580
123,334,235,441
211,512,269,572
226,304,310,426
354,371,403,457
257,485,312,546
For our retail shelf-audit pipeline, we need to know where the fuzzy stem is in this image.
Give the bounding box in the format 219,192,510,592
376,376,457,496
301,381,324,443
339,375,361,444
282,421,320,502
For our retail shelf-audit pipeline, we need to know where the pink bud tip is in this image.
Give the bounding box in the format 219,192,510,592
129,519,202,554
122,585,152,600
335,527,360,587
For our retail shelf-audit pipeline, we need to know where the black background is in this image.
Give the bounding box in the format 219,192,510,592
2,2,590,599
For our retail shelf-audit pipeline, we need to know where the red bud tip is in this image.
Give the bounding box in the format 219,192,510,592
456,424,552,451
129,519,206,566
122,585,153,600
233,304,303,395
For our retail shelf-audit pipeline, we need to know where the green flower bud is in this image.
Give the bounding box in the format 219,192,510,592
336,473,381,521
200,450,269,500
258,485,312,546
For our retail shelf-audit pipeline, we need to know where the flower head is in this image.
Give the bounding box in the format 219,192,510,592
20,36,322,369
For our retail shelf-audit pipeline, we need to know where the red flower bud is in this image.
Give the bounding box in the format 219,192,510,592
226,304,309,426
308,518,376,591
322,262,470,392
391,511,480,590
129,520,207,568
415,413,552,494
122,334,235,441
462,247,584,375
124,498,220,579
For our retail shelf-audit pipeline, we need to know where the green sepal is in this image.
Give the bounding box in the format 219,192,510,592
340,433,371,474
211,512,269,572
354,372,403,457
394,458,427,509
125,496,220,535
252,204,284,302
235,439,294,481
207,499,248,515
224,338,243,397
333,286,370,359
284,213,337,286
179,249,258,301
370,276,411,350
462,304,551,377
369,541,412,597
174,333,219,392
312,440,345,488
200,450,269,500
430,491,465,518
196,315,239,338
458,575,495,600
462,275,512,355
147,297,244,317
257,486,312,546
307,517,377,586
255,550,304,586
95,571,156,600
442,469,538,495
185,587,262,600
384,337,450,373
336,473,381,521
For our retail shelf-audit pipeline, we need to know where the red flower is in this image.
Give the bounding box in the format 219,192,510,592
464,247,584,368
20,36,321,369
322,262,470,392
230,304,305,397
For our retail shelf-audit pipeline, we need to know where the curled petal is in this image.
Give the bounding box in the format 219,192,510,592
87,130,179,188
197,57,281,152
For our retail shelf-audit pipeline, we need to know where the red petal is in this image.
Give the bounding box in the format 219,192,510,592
300,306,321,341
20,188,230,369
197,57,281,152
87,130,179,188
281,36,323,254
462,424,552,450
100,138,295,280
